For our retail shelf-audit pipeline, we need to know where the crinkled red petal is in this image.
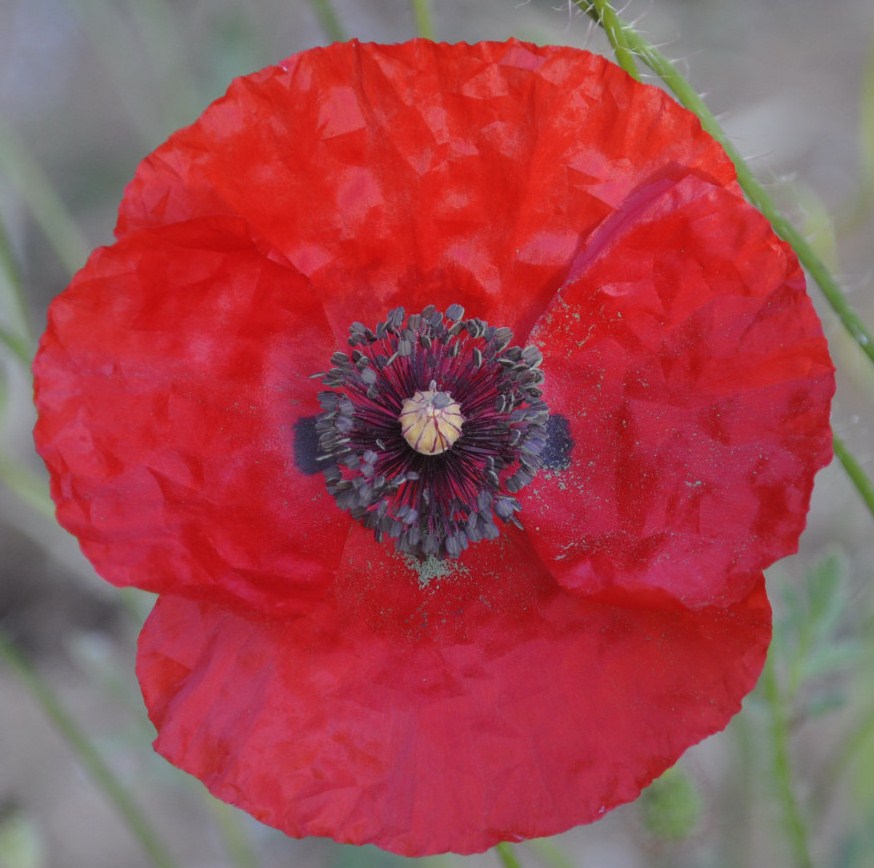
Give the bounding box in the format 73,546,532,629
34,218,349,614
524,173,834,608
138,524,770,855
116,39,736,341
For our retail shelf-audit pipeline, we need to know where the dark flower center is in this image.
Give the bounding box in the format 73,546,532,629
313,304,548,559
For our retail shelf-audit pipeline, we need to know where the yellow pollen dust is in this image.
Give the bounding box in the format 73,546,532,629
399,380,464,455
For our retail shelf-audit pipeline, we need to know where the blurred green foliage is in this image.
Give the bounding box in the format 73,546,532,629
638,767,701,842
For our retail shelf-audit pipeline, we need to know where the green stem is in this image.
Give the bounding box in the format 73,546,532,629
308,0,346,42
761,654,814,868
495,842,523,868
725,714,756,868
833,434,874,519
0,454,55,519
573,0,641,80
822,698,874,796
0,214,37,365
526,838,575,868
573,0,874,367
0,115,91,276
0,217,34,349
206,799,259,868
411,0,436,39
0,631,179,868
122,0,202,128
0,325,31,366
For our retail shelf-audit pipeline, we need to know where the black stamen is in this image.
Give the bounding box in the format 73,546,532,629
311,305,551,559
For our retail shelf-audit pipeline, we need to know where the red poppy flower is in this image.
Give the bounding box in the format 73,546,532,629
33,40,834,855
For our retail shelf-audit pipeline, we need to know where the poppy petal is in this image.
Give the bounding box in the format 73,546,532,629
524,173,834,608
34,217,349,613
138,525,770,855
116,40,737,339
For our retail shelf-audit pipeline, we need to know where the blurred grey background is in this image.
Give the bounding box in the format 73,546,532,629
1,1,873,867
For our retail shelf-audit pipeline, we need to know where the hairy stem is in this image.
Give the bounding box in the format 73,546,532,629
761,655,814,868
576,0,641,79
